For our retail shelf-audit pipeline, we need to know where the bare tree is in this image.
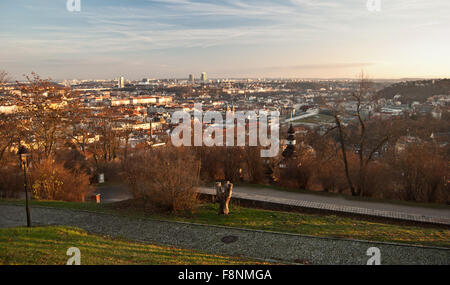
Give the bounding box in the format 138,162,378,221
328,72,389,196
242,146,265,183
66,97,94,157
0,70,9,88
196,146,243,182
18,73,74,160
118,125,134,161
222,147,243,182
88,108,120,173
0,71,16,161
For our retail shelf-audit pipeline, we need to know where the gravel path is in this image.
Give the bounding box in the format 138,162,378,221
1,205,449,265
199,187,450,225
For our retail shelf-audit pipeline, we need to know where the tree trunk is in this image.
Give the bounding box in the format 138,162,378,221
215,181,233,215
334,115,357,195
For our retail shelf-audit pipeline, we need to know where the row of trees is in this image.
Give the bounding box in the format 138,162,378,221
298,134,448,203
1,73,138,172
323,73,448,202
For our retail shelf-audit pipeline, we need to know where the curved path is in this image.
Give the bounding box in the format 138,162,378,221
0,205,448,265
199,186,450,226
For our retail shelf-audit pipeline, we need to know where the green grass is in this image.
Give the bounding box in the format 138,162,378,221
235,182,339,196
157,204,450,248
294,114,335,124
1,199,107,211
0,226,270,265
2,199,449,248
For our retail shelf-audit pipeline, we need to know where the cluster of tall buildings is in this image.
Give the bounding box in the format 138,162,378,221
188,72,208,83
119,73,208,86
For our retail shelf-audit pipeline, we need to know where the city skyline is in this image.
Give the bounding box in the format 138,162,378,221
1,0,449,80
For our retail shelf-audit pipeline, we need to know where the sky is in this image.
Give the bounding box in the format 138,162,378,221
0,0,449,80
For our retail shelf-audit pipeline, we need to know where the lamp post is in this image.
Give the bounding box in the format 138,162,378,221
18,146,31,227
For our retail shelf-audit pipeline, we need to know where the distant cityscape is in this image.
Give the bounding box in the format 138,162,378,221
2,74,447,151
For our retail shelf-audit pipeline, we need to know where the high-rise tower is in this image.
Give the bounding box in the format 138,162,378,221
200,72,207,82
118,76,125,88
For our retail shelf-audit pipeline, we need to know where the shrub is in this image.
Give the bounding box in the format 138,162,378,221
30,159,93,202
359,162,394,198
277,146,316,190
316,158,347,193
0,165,23,198
123,147,200,213
395,144,449,203
242,146,266,184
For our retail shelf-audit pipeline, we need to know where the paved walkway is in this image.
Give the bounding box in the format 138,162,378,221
0,205,448,265
199,186,450,226
94,184,450,225
94,185,133,203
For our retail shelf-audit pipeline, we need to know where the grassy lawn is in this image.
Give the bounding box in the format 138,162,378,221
0,226,270,265
2,199,449,248
294,114,335,124
157,204,450,248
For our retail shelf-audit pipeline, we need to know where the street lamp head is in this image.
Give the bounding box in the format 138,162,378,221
17,145,30,163
18,145,29,155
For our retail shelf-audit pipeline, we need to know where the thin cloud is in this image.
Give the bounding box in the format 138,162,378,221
270,63,376,70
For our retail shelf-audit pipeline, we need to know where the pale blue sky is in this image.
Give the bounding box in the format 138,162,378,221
1,0,449,80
